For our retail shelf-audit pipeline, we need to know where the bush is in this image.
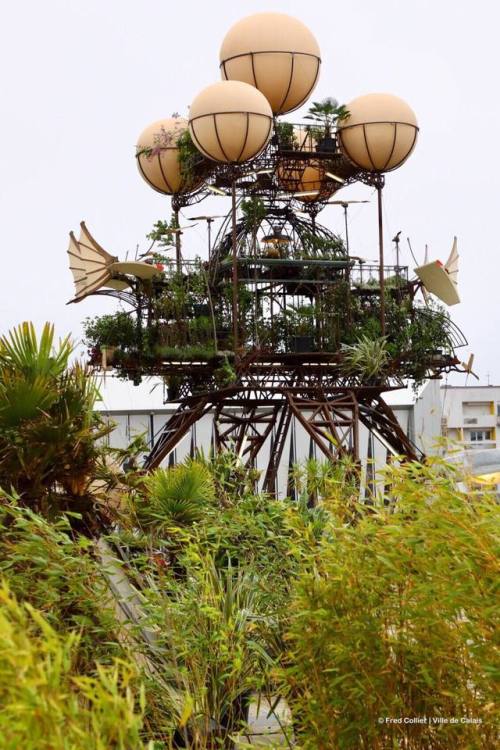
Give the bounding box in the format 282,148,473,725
0,322,112,524
284,459,500,749
83,312,137,350
0,583,145,750
0,501,123,673
138,459,216,529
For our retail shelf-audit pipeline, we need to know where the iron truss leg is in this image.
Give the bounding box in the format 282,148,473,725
143,387,421,487
286,389,359,461
262,405,292,494
357,394,421,460
143,396,212,470
213,403,280,468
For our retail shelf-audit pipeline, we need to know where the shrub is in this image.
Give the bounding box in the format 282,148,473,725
0,500,123,672
138,459,216,529
83,312,137,350
0,583,145,750
284,459,500,749
0,322,112,524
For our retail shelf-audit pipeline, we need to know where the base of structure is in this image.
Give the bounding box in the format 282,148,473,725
144,384,421,495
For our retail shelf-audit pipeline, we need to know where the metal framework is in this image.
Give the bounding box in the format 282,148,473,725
144,372,421,494
72,117,468,492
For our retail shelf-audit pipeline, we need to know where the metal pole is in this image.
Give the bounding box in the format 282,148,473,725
377,184,385,337
343,203,352,325
231,178,238,351
343,203,349,254
174,207,181,271
207,218,212,258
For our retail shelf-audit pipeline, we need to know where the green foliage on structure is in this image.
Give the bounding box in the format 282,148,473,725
84,312,137,349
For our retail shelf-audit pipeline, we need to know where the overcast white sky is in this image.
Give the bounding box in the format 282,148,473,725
1,0,499,383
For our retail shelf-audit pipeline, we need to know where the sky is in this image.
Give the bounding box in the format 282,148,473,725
1,0,499,383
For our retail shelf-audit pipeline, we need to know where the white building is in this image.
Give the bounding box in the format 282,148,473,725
441,385,500,451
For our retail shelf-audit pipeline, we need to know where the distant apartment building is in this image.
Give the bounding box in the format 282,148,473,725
441,385,500,450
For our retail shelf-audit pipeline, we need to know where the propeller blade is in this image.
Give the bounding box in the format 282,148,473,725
461,354,479,380
188,215,226,220
170,224,198,233
324,200,370,205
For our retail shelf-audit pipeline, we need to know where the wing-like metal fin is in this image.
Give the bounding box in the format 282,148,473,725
67,222,118,303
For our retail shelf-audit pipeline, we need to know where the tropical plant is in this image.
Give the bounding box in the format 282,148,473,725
0,323,112,522
301,230,345,258
304,96,350,137
0,583,146,750
284,459,500,749
274,121,299,150
138,558,275,748
241,197,266,231
138,459,216,529
340,334,390,383
146,216,178,253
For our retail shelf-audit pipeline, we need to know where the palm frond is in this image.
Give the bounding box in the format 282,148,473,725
141,459,216,528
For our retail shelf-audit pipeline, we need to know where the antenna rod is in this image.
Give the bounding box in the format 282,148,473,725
377,183,386,336
392,230,401,268
174,207,181,271
343,203,349,254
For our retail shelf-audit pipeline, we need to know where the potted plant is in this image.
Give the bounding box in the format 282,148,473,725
304,97,350,153
288,306,316,353
340,335,390,384
83,313,137,365
274,121,298,150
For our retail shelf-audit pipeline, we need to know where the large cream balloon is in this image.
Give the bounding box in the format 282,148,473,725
136,117,201,195
220,12,321,115
338,93,418,172
188,80,273,163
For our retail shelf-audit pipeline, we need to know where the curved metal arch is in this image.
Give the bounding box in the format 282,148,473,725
88,288,139,308
209,202,347,278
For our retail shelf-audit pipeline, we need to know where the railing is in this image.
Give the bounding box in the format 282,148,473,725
350,263,409,287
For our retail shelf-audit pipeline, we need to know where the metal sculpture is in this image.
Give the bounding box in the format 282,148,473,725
66,12,469,494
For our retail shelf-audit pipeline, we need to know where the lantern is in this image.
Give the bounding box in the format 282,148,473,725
219,12,321,115
136,117,201,195
188,80,273,163
338,93,418,172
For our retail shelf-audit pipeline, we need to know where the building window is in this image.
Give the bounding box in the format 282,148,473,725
470,430,492,442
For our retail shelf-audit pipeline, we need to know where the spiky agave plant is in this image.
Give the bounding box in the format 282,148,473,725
139,459,216,529
340,335,390,384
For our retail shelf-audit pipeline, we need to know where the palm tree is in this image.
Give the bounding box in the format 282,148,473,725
304,97,350,138
0,322,111,525
138,459,216,529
